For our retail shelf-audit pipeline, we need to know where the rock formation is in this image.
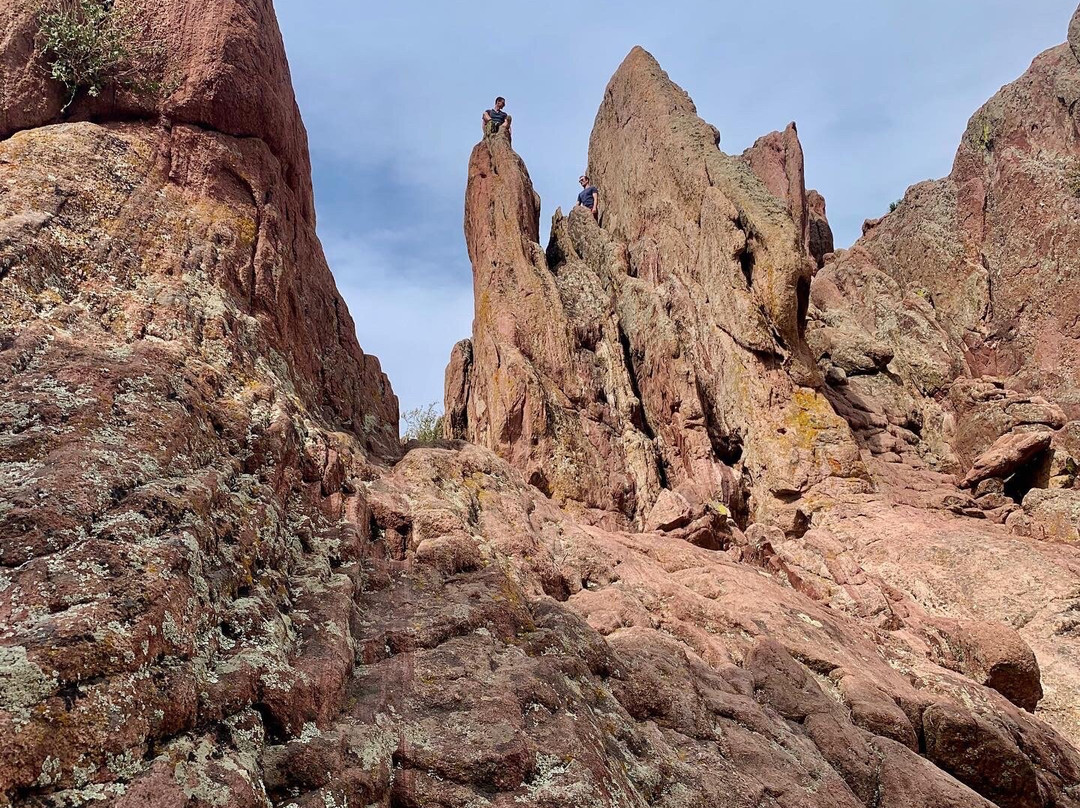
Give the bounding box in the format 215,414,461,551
448,50,866,535
5,0,1080,806
0,0,401,801
443,11,1080,801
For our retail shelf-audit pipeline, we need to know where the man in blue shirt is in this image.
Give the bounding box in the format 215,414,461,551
482,97,511,137
577,175,599,220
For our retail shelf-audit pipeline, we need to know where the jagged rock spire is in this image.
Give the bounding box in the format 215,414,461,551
450,50,865,531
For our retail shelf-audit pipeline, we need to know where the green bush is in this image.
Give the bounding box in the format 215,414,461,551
402,402,444,444
36,0,163,111
888,199,902,213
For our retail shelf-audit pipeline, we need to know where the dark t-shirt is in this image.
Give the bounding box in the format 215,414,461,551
487,108,507,127
578,185,598,209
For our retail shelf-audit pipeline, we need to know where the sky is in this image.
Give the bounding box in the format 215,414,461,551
275,0,1077,419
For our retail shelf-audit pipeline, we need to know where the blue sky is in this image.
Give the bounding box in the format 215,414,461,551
275,0,1076,418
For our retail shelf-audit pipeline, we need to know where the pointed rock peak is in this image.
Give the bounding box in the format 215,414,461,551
465,134,541,268
742,122,809,250
602,46,709,139
616,45,669,80
807,189,835,268
590,50,812,350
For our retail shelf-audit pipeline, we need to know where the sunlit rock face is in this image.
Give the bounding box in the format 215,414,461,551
5,0,1080,805
451,47,865,534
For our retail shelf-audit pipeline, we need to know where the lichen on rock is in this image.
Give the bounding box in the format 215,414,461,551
6,0,1080,806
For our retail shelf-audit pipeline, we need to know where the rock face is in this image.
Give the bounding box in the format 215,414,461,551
445,134,662,525
0,0,398,801
0,0,314,215
6,0,1080,806
807,189,835,268
844,28,1080,417
449,49,865,533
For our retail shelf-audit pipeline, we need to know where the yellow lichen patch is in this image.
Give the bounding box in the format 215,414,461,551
474,290,492,328
785,389,838,450
235,216,258,247
36,288,64,307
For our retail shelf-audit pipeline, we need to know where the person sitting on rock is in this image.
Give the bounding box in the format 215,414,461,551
483,97,511,137
577,175,599,220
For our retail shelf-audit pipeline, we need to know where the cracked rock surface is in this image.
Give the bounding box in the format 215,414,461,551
5,0,1080,806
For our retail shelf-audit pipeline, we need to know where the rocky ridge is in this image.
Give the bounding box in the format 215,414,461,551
3,1,1080,807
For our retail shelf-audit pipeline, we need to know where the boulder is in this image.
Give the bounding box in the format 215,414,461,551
921,619,1043,711
923,703,1041,808
961,429,1053,489
1016,488,1080,543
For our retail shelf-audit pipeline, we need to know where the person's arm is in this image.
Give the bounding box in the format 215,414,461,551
592,189,600,217
504,113,512,132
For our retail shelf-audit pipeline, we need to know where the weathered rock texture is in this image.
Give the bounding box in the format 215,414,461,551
445,134,662,526
449,50,865,534
443,11,1080,796
787,3,1080,749
816,7,1080,420
6,0,1080,806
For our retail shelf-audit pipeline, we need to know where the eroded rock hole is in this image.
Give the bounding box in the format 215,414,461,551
1004,448,1053,503
740,246,754,289
788,509,812,539
695,377,744,464
252,703,288,745
540,571,572,602
529,468,553,498
796,276,811,338
393,526,411,560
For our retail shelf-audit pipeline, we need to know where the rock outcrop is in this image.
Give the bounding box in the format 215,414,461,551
815,10,1080,423
0,0,399,801
445,11,1080,794
6,0,1080,806
444,134,661,526
449,50,866,534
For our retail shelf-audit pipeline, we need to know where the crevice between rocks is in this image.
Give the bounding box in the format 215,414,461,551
615,320,669,490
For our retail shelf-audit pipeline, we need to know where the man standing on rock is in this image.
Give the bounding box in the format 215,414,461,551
483,97,511,137
577,175,599,220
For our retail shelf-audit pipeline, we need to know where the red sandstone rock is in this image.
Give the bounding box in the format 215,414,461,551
1014,488,1080,543
743,122,809,255
442,338,472,441
448,135,659,524
6,1,1080,806
853,32,1080,419
450,47,866,531
962,429,1054,488
0,0,315,216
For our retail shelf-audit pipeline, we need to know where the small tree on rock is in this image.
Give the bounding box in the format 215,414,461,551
401,402,444,445
36,0,166,111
